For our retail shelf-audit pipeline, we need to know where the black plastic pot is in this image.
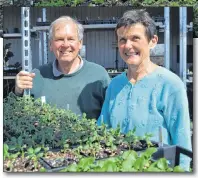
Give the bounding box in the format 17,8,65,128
152,145,193,168
119,140,159,152
39,157,77,172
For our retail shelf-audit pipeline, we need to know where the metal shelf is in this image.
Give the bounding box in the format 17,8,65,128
84,24,116,29
186,80,193,83
31,24,117,32
2,33,22,38
3,76,16,79
4,22,164,35
31,22,165,32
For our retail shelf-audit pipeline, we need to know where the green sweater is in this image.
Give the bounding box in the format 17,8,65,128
31,59,110,119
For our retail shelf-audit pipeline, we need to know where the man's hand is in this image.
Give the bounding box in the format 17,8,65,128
15,71,35,95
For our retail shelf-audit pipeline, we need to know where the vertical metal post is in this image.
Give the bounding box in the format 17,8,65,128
164,7,170,70
179,7,187,86
21,7,32,96
38,31,42,66
179,8,183,79
42,8,48,64
182,7,187,87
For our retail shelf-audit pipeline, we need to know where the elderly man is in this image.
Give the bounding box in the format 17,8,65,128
15,16,110,119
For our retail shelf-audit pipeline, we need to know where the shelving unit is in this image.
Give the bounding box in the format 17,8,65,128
31,24,117,32
3,76,16,79
2,7,193,88
3,33,22,80
3,8,32,96
2,33,22,38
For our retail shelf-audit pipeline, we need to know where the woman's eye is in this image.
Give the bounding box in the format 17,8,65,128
133,36,140,40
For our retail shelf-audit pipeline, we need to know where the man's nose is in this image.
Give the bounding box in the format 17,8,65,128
61,39,69,47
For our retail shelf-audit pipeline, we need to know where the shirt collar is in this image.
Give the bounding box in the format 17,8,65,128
52,55,84,77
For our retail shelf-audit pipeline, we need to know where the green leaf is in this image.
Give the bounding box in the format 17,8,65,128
11,137,17,143
140,147,157,159
156,158,168,170
122,150,138,160
27,147,34,155
63,164,78,172
121,159,133,171
39,167,47,172
133,157,146,171
93,166,106,172
78,157,95,169
146,166,162,172
102,160,118,172
3,144,9,160
3,144,9,152
17,136,23,146
146,161,167,172
10,152,20,159
34,147,41,154
95,160,105,168
9,145,16,151
37,153,44,158
166,167,173,172
173,166,185,172
105,157,118,163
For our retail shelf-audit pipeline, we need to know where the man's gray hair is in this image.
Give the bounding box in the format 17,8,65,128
48,16,84,41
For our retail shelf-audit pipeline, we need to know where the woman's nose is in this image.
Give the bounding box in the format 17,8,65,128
125,39,133,48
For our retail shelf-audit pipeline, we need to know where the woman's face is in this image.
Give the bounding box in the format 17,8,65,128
117,23,157,67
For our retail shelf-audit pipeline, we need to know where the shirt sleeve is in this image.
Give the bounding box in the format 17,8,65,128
97,83,112,128
100,72,111,103
164,85,192,171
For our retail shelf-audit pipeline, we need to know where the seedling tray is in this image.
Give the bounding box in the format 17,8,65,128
39,157,76,172
38,149,79,172
38,140,158,172
152,145,193,168
39,141,192,172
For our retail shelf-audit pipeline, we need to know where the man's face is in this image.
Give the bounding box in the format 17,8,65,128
50,21,82,63
116,23,157,67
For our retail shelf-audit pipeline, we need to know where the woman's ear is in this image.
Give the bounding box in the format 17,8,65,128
149,35,158,49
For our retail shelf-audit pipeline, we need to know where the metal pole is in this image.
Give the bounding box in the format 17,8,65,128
42,8,48,64
38,31,42,66
21,7,32,96
164,7,170,70
182,7,187,87
179,7,187,86
179,8,183,79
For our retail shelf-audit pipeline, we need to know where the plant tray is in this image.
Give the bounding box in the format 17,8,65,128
39,141,192,172
152,145,193,168
38,151,78,172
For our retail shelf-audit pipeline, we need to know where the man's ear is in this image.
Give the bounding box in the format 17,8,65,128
149,35,158,49
79,40,83,50
49,41,53,51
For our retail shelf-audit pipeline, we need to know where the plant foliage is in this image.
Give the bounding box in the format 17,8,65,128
3,93,188,172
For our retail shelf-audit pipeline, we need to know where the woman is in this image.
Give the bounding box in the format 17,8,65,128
97,9,192,171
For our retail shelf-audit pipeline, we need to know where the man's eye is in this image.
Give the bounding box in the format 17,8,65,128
119,38,126,43
55,38,63,41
